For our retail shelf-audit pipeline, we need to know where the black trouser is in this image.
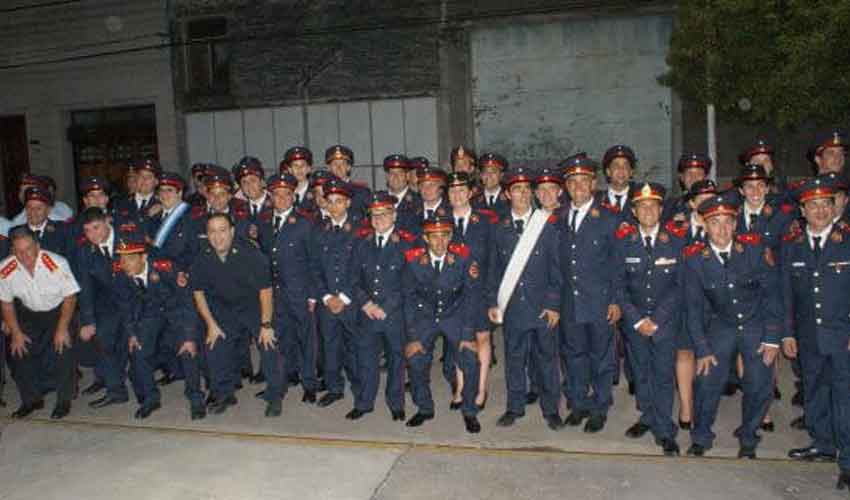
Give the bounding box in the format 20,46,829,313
8,301,76,406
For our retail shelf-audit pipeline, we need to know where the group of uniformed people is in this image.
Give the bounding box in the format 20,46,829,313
1,128,850,492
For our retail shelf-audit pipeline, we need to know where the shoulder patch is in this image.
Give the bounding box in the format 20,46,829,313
548,213,558,224
664,219,688,239
780,203,796,215
356,226,374,239
396,229,417,243
152,259,173,273
0,260,18,279
404,247,427,263
448,242,470,259
736,233,762,246
477,208,500,224
41,253,58,272
601,200,619,214
683,241,706,258
615,222,637,240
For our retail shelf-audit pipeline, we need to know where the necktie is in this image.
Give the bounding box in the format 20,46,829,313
273,216,281,232
457,217,465,236
161,210,170,220
695,226,704,240
252,204,258,217
101,245,110,259
434,259,441,273
515,219,524,235
615,194,623,211
138,198,147,212
489,195,495,207
295,193,301,205
333,225,341,232
569,210,578,233
35,229,43,240
426,209,434,220
748,213,758,231
644,235,653,253
813,236,822,260
377,235,384,249
134,277,146,291
719,251,730,268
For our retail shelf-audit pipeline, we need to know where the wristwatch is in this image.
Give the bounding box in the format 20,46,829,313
260,321,273,329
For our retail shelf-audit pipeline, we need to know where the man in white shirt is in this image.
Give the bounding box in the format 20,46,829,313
0,227,80,419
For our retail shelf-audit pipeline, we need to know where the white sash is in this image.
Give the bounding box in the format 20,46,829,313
152,202,189,248
494,209,550,324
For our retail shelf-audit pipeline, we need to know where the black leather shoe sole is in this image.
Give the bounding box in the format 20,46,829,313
687,444,706,457
89,396,129,409
302,391,317,404
11,400,44,418
405,412,434,427
564,410,590,427
51,402,71,420
496,412,523,427
210,395,237,415
317,393,344,408
135,402,162,420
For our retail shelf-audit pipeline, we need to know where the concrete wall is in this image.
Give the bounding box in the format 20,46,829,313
0,0,178,207
471,14,675,186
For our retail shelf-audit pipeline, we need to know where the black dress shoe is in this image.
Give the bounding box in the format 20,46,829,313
250,372,266,384
687,444,706,457
625,422,651,439
790,415,806,430
496,411,523,427
82,380,106,395
205,394,217,407
723,382,740,396
678,419,692,431
837,470,850,491
241,368,253,379
135,401,161,420
288,373,301,387
405,412,434,427
89,395,129,409
791,391,803,407
545,414,563,431
738,446,756,459
476,393,488,411
209,395,237,415
345,408,371,420
302,391,317,404
464,415,481,434
50,402,71,419
317,392,343,408
788,446,837,462
191,406,207,420
660,438,680,456
525,392,539,405
317,380,327,393
584,414,606,433
156,373,179,386
628,382,636,395
449,400,462,411
391,410,406,421
265,400,282,418
760,421,775,432
564,410,590,427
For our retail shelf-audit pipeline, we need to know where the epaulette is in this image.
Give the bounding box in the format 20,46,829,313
448,242,470,259
41,253,58,272
356,226,374,239
548,213,558,224
736,233,762,246
783,220,803,242
396,228,417,243
0,260,18,279
232,207,249,220
780,203,796,215
664,219,688,239
476,208,500,224
153,259,174,273
615,222,637,240
190,205,206,220
404,247,427,263
683,241,706,258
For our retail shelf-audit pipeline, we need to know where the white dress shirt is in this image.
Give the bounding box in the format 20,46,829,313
0,250,80,311
568,198,594,232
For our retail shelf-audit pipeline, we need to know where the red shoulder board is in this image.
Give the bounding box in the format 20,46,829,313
112,261,121,274
477,208,499,224
356,226,374,239
448,242,471,259
0,260,18,279
683,241,706,258
41,253,58,272
153,259,173,273
615,222,637,240
781,203,795,214
601,200,619,214
76,234,89,247
664,220,688,239
191,206,206,219
404,247,427,263
787,179,805,191
232,207,249,220
396,229,417,243
259,210,273,222
548,213,558,224
736,233,761,246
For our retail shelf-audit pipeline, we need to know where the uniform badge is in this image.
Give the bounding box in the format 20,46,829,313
832,230,843,243
590,208,600,218
469,261,480,279
419,254,429,265
150,272,160,284
659,232,669,243
735,242,744,253
701,248,711,258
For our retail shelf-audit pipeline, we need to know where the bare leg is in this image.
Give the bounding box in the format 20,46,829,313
475,330,491,406
676,349,695,423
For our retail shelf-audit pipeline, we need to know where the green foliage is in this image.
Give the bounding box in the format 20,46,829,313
659,0,850,130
